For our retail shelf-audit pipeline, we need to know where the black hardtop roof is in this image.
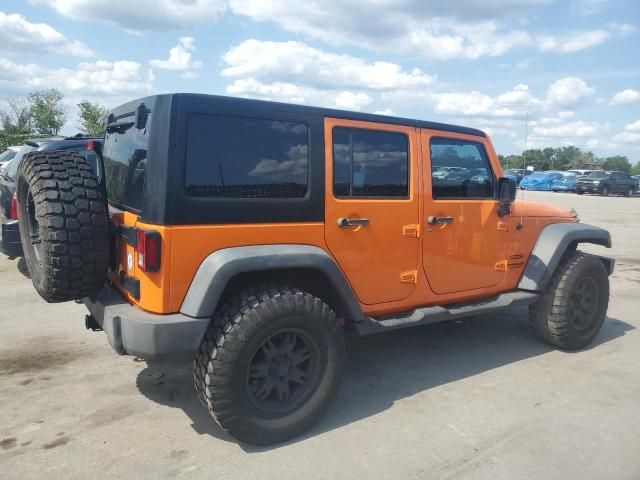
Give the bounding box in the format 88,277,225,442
110,93,487,138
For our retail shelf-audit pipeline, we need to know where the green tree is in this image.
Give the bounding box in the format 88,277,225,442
77,99,108,136
1,98,32,134
29,89,66,136
601,155,632,173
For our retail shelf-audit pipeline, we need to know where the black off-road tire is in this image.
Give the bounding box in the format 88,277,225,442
529,251,609,350
193,285,345,445
16,151,109,302
576,190,584,195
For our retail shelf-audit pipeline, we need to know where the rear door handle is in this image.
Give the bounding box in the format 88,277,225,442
427,216,454,225
337,217,370,227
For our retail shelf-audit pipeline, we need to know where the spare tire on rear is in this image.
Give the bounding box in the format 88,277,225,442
16,151,109,302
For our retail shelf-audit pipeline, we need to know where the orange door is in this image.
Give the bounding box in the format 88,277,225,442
324,118,420,305
420,129,507,295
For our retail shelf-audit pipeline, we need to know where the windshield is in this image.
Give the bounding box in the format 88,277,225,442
587,172,609,179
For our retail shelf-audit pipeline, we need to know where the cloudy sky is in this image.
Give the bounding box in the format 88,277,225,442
1,0,639,158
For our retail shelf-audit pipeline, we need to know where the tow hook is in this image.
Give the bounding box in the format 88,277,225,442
85,314,103,332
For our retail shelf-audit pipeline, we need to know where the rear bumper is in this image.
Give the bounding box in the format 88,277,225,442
0,220,23,257
83,283,209,359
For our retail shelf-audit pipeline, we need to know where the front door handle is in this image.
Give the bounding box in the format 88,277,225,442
427,216,454,225
337,217,370,227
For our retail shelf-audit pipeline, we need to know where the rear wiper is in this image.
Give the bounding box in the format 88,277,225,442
106,121,134,134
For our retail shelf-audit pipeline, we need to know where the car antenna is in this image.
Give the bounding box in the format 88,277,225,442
517,112,528,231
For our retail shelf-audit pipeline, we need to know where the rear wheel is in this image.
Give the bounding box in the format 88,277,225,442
16,151,109,302
625,186,634,197
529,251,609,350
193,285,345,445
600,185,609,196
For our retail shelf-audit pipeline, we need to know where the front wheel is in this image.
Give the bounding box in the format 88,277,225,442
529,251,609,350
600,185,610,196
625,186,635,197
193,286,345,445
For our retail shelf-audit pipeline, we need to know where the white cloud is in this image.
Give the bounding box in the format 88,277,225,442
614,121,640,144
546,77,595,107
222,40,434,90
226,78,373,111
0,58,40,85
537,29,610,53
150,37,203,75
0,11,92,57
532,120,600,138
31,0,226,31
227,1,545,61
609,89,640,106
428,84,541,118
0,57,153,96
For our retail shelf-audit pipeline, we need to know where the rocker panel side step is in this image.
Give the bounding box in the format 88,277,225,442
351,291,539,335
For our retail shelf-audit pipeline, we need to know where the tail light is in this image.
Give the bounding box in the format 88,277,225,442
10,192,18,220
86,139,95,151
136,229,161,272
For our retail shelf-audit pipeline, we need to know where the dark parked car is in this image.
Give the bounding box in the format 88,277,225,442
504,168,532,185
575,171,637,197
0,136,103,257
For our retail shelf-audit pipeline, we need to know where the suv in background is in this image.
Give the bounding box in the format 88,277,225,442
0,136,102,257
575,171,637,197
16,94,614,445
566,169,593,177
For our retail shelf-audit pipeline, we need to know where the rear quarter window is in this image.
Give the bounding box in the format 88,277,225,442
184,114,309,198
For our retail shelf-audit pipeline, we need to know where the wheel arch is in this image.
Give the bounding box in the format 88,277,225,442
180,244,364,321
518,222,614,292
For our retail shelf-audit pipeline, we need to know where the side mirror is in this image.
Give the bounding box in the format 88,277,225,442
499,177,517,202
497,177,517,217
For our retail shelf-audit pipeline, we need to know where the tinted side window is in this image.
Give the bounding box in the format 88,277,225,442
333,127,409,198
618,173,630,180
185,115,308,198
430,138,494,199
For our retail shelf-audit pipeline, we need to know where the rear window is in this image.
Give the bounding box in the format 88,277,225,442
185,115,309,198
102,114,151,212
4,146,35,180
0,149,17,163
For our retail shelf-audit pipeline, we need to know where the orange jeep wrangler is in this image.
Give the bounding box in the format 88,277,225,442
16,94,614,445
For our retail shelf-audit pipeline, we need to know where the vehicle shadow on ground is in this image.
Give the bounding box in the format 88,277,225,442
135,308,633,451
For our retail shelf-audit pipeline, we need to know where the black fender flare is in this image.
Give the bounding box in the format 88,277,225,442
180,244,364,320
518,222,614,292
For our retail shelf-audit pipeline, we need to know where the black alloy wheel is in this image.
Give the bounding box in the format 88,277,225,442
245,329,321,416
